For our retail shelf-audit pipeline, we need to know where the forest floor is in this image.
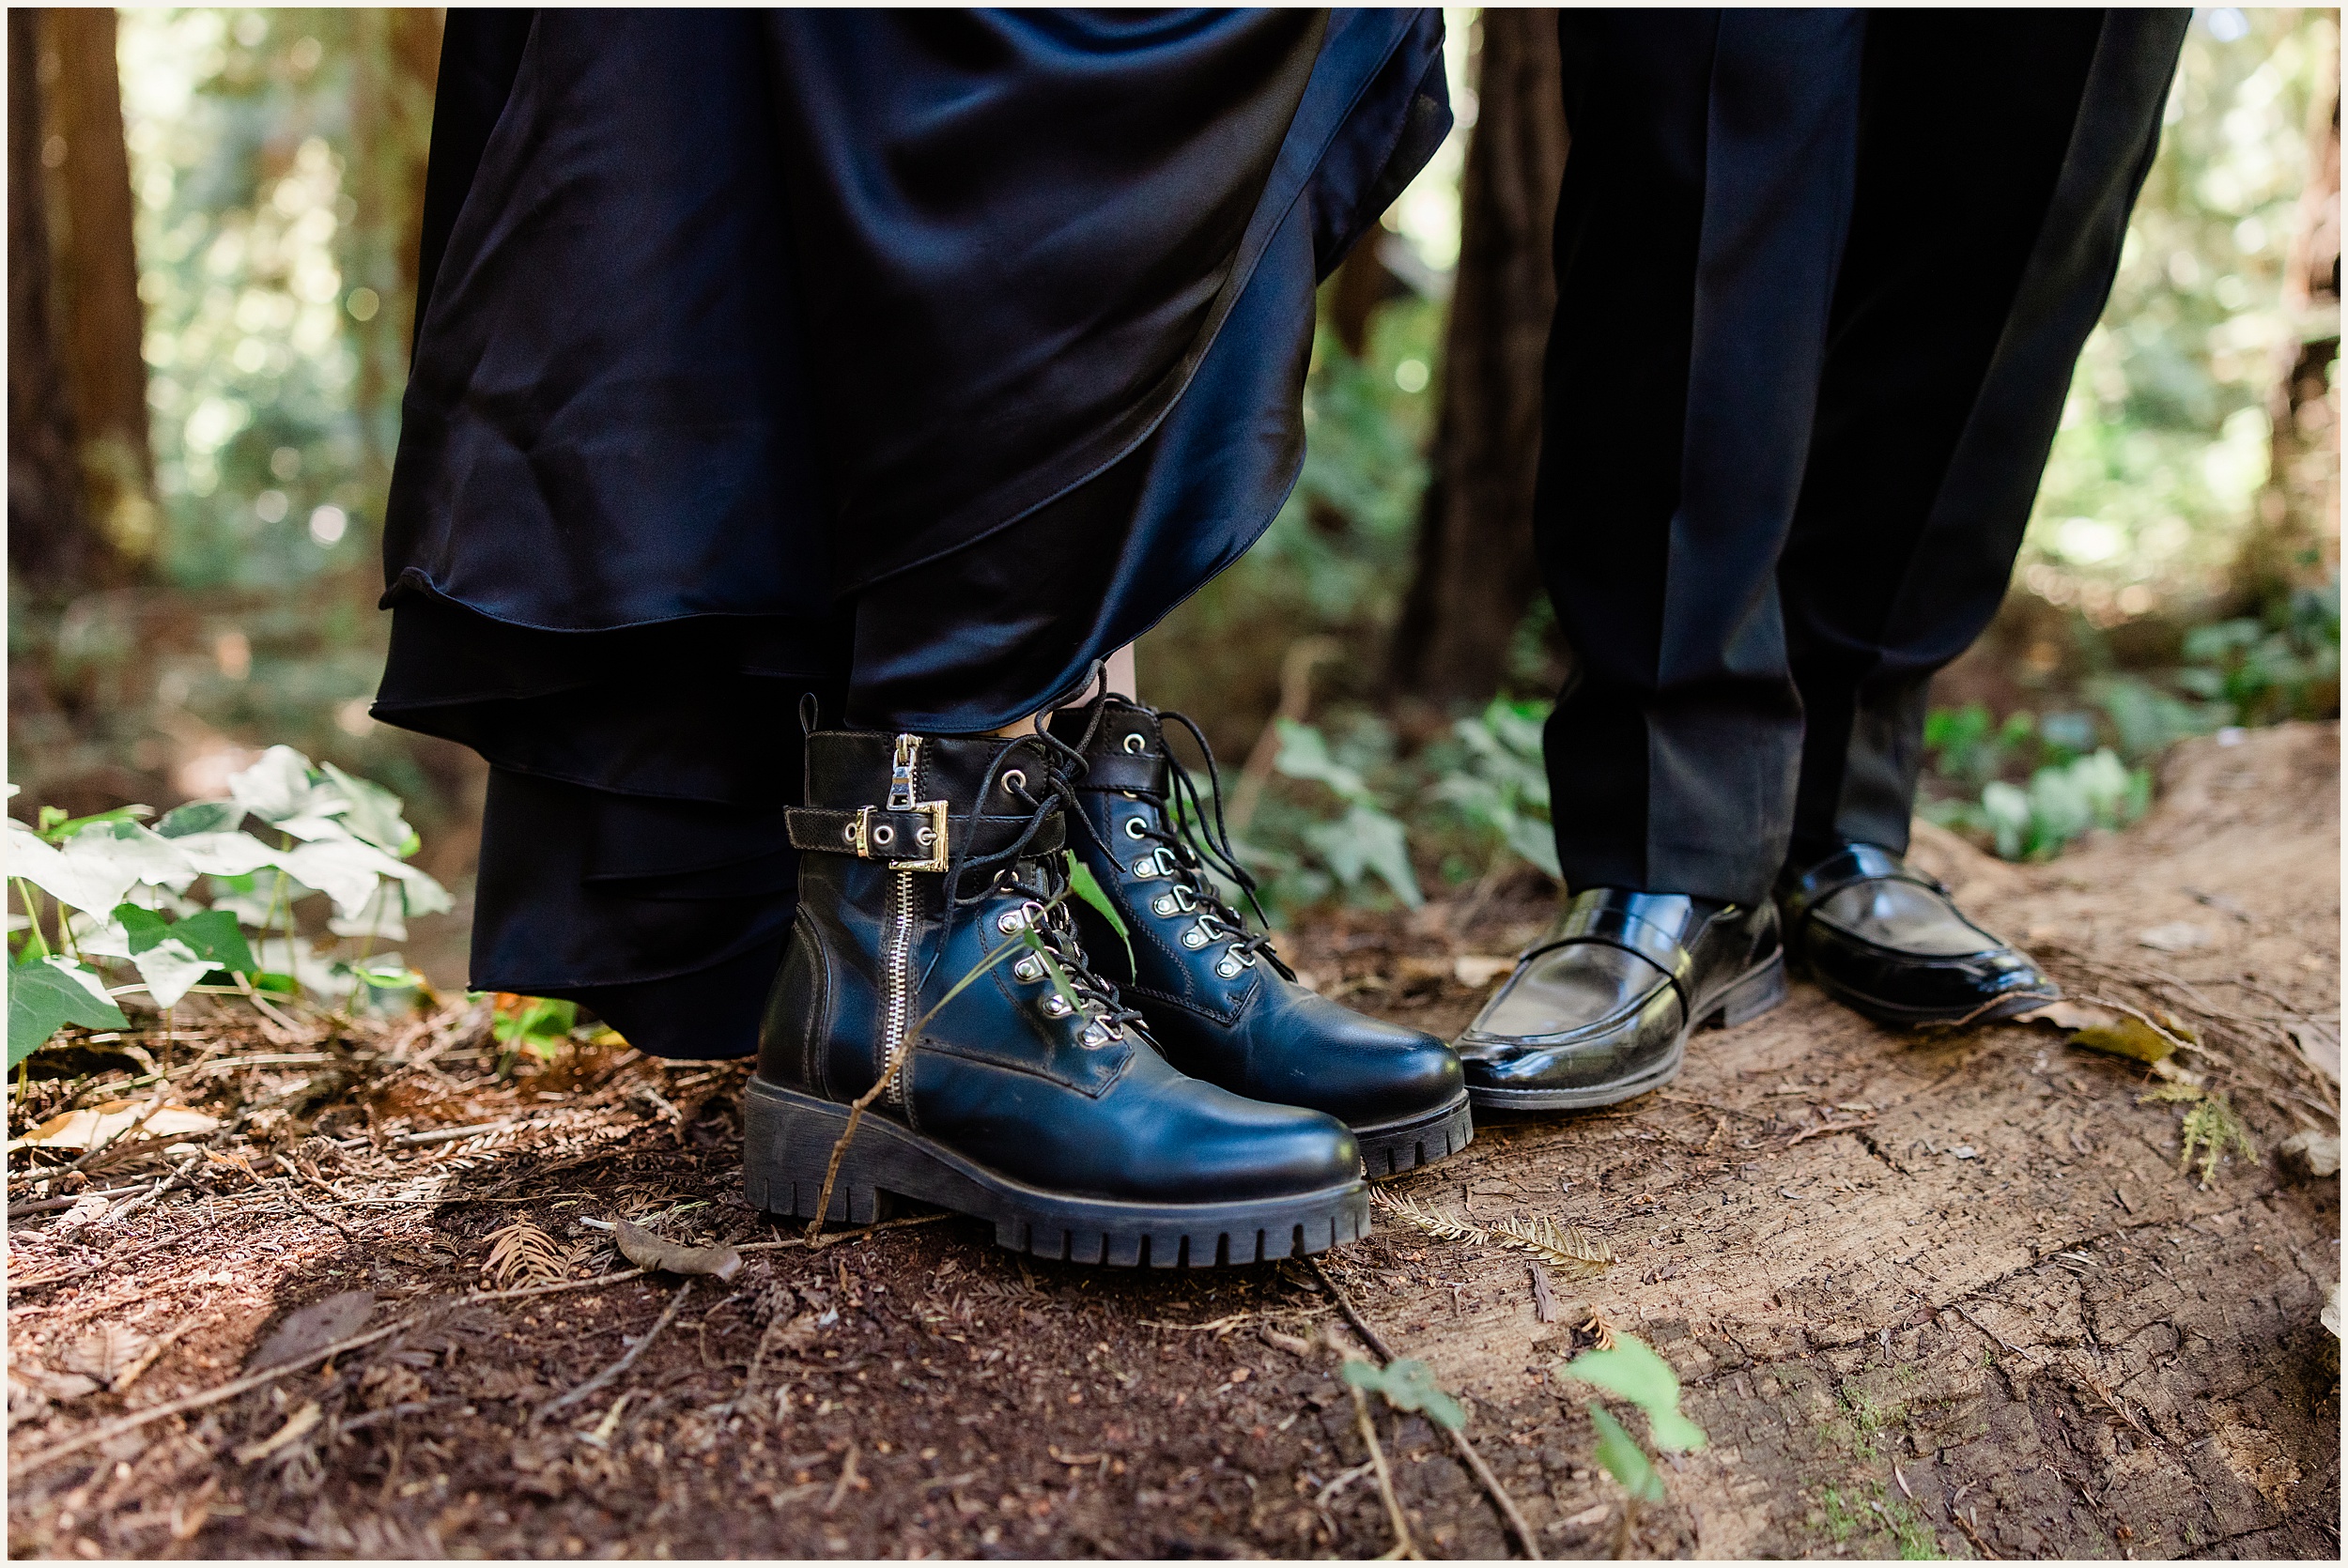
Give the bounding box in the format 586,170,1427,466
7,722,2340,1561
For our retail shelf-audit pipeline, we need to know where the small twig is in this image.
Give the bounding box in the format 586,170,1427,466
1786,1118,1875,1147
804,891,1072,1239
1919,988,2061,1032
1350,1381,1420,1560
111,1313,209,1393
735,1210,954,1253
8,1180,161,1219
1950,1505,1999,1560
271,1161,361,1245
6,1225,210,1293
535,1279,693,1422
824,1442,862,1514
1311,1258,1541,1560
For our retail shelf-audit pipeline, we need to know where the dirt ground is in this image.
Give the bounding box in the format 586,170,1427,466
7,723,2340,1560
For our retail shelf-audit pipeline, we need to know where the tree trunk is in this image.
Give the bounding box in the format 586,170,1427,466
8,7,89,591
348,8,444,497
2235,31,2340,611
1386,9,1568,706
38,7,157,576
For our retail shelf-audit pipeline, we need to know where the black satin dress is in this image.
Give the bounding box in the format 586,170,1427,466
370,9,1449,1057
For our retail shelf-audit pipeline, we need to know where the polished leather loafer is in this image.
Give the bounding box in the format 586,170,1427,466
1453,889,1786,1110
1777,843,2056,1026
1051,695,1472,1176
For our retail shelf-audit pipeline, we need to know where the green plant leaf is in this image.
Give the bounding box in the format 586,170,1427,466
318,761,419,856
155,800,241,838
1339,1357,1466,1431
36,805,153,844
1064,853,1135,972
1561,1333,1707,1452
1588,1405,1666,1503
167,909,255,975
1018,928,1086,1015
1646,1407,1707,1453
492,997,578,1046
9,957,129,1068
112,902,173,951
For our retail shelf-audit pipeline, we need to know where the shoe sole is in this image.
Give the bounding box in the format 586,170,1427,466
1464,951,1788,1113
1800,963,2059,1029
743,1077,1369,1268
1353,1093,1475,1178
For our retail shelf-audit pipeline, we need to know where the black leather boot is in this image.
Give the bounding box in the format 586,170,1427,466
747,724,1368,1266
1049,696,1472,1176
1453,890,1786,1109
1777,843,2057,1025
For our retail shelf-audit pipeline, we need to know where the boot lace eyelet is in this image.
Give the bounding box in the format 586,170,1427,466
1123,817,1149,839
1215,957,1242,979
1122,733,1148,754
1042,994,1074,1018
1012,955,1043,983
1000,768,1027,795
1151,893,1179,916
1181,925,1210,949
996,908,1028,935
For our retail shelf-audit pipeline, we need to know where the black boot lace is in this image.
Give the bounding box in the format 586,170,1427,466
1119,706,1296,984
931,730,1148,1047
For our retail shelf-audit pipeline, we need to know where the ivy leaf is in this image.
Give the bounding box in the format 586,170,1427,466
1064,854,1135,972
1588,1405,1666,1502
36,805,153,845
131,938,212,1009
166,909,255,975
1339,1357,1467,1431
9,957,128,1068
154,800,241,838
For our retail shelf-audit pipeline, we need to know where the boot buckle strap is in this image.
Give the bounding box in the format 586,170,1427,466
850,799,950,873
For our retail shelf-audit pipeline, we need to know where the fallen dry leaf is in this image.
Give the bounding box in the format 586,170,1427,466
61,1323,153,1388
2278,1130,2341,1180
2069,1015,2177,1066
2013,1000,2115,1031
2288,1022,2340,1084
246,1290,376,1372
613,1218,741,1281
9,1100,219,1152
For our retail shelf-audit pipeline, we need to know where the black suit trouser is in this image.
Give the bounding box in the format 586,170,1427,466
1535,8,2189,904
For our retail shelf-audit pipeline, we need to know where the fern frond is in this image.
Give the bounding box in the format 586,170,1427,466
1491,1214,1614,1278
483,1218,566,1289
1370,1188,1614,1277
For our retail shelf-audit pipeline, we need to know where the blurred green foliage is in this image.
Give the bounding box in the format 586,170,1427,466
2023,7,2338,616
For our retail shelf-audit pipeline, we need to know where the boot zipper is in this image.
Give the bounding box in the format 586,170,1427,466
878,734,921,1105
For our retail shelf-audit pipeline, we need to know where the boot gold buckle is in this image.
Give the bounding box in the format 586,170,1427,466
851,799,951,873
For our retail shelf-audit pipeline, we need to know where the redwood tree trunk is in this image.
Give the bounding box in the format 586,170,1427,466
1387,9,1568,706
2235,41,2340,609
39,7,156,575
8,8,90,591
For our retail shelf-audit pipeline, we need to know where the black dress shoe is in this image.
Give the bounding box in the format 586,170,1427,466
1776,843,2056,1026
748,725,1367,1267
1453,890,1786,1110
1049,696,1473,1176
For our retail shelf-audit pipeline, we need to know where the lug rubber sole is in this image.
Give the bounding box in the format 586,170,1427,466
1464,951,1788,1112
743,1077,1369,1268
1353,1092,1475,1177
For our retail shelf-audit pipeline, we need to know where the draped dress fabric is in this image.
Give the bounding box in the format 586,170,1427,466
371,8,1450,1057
